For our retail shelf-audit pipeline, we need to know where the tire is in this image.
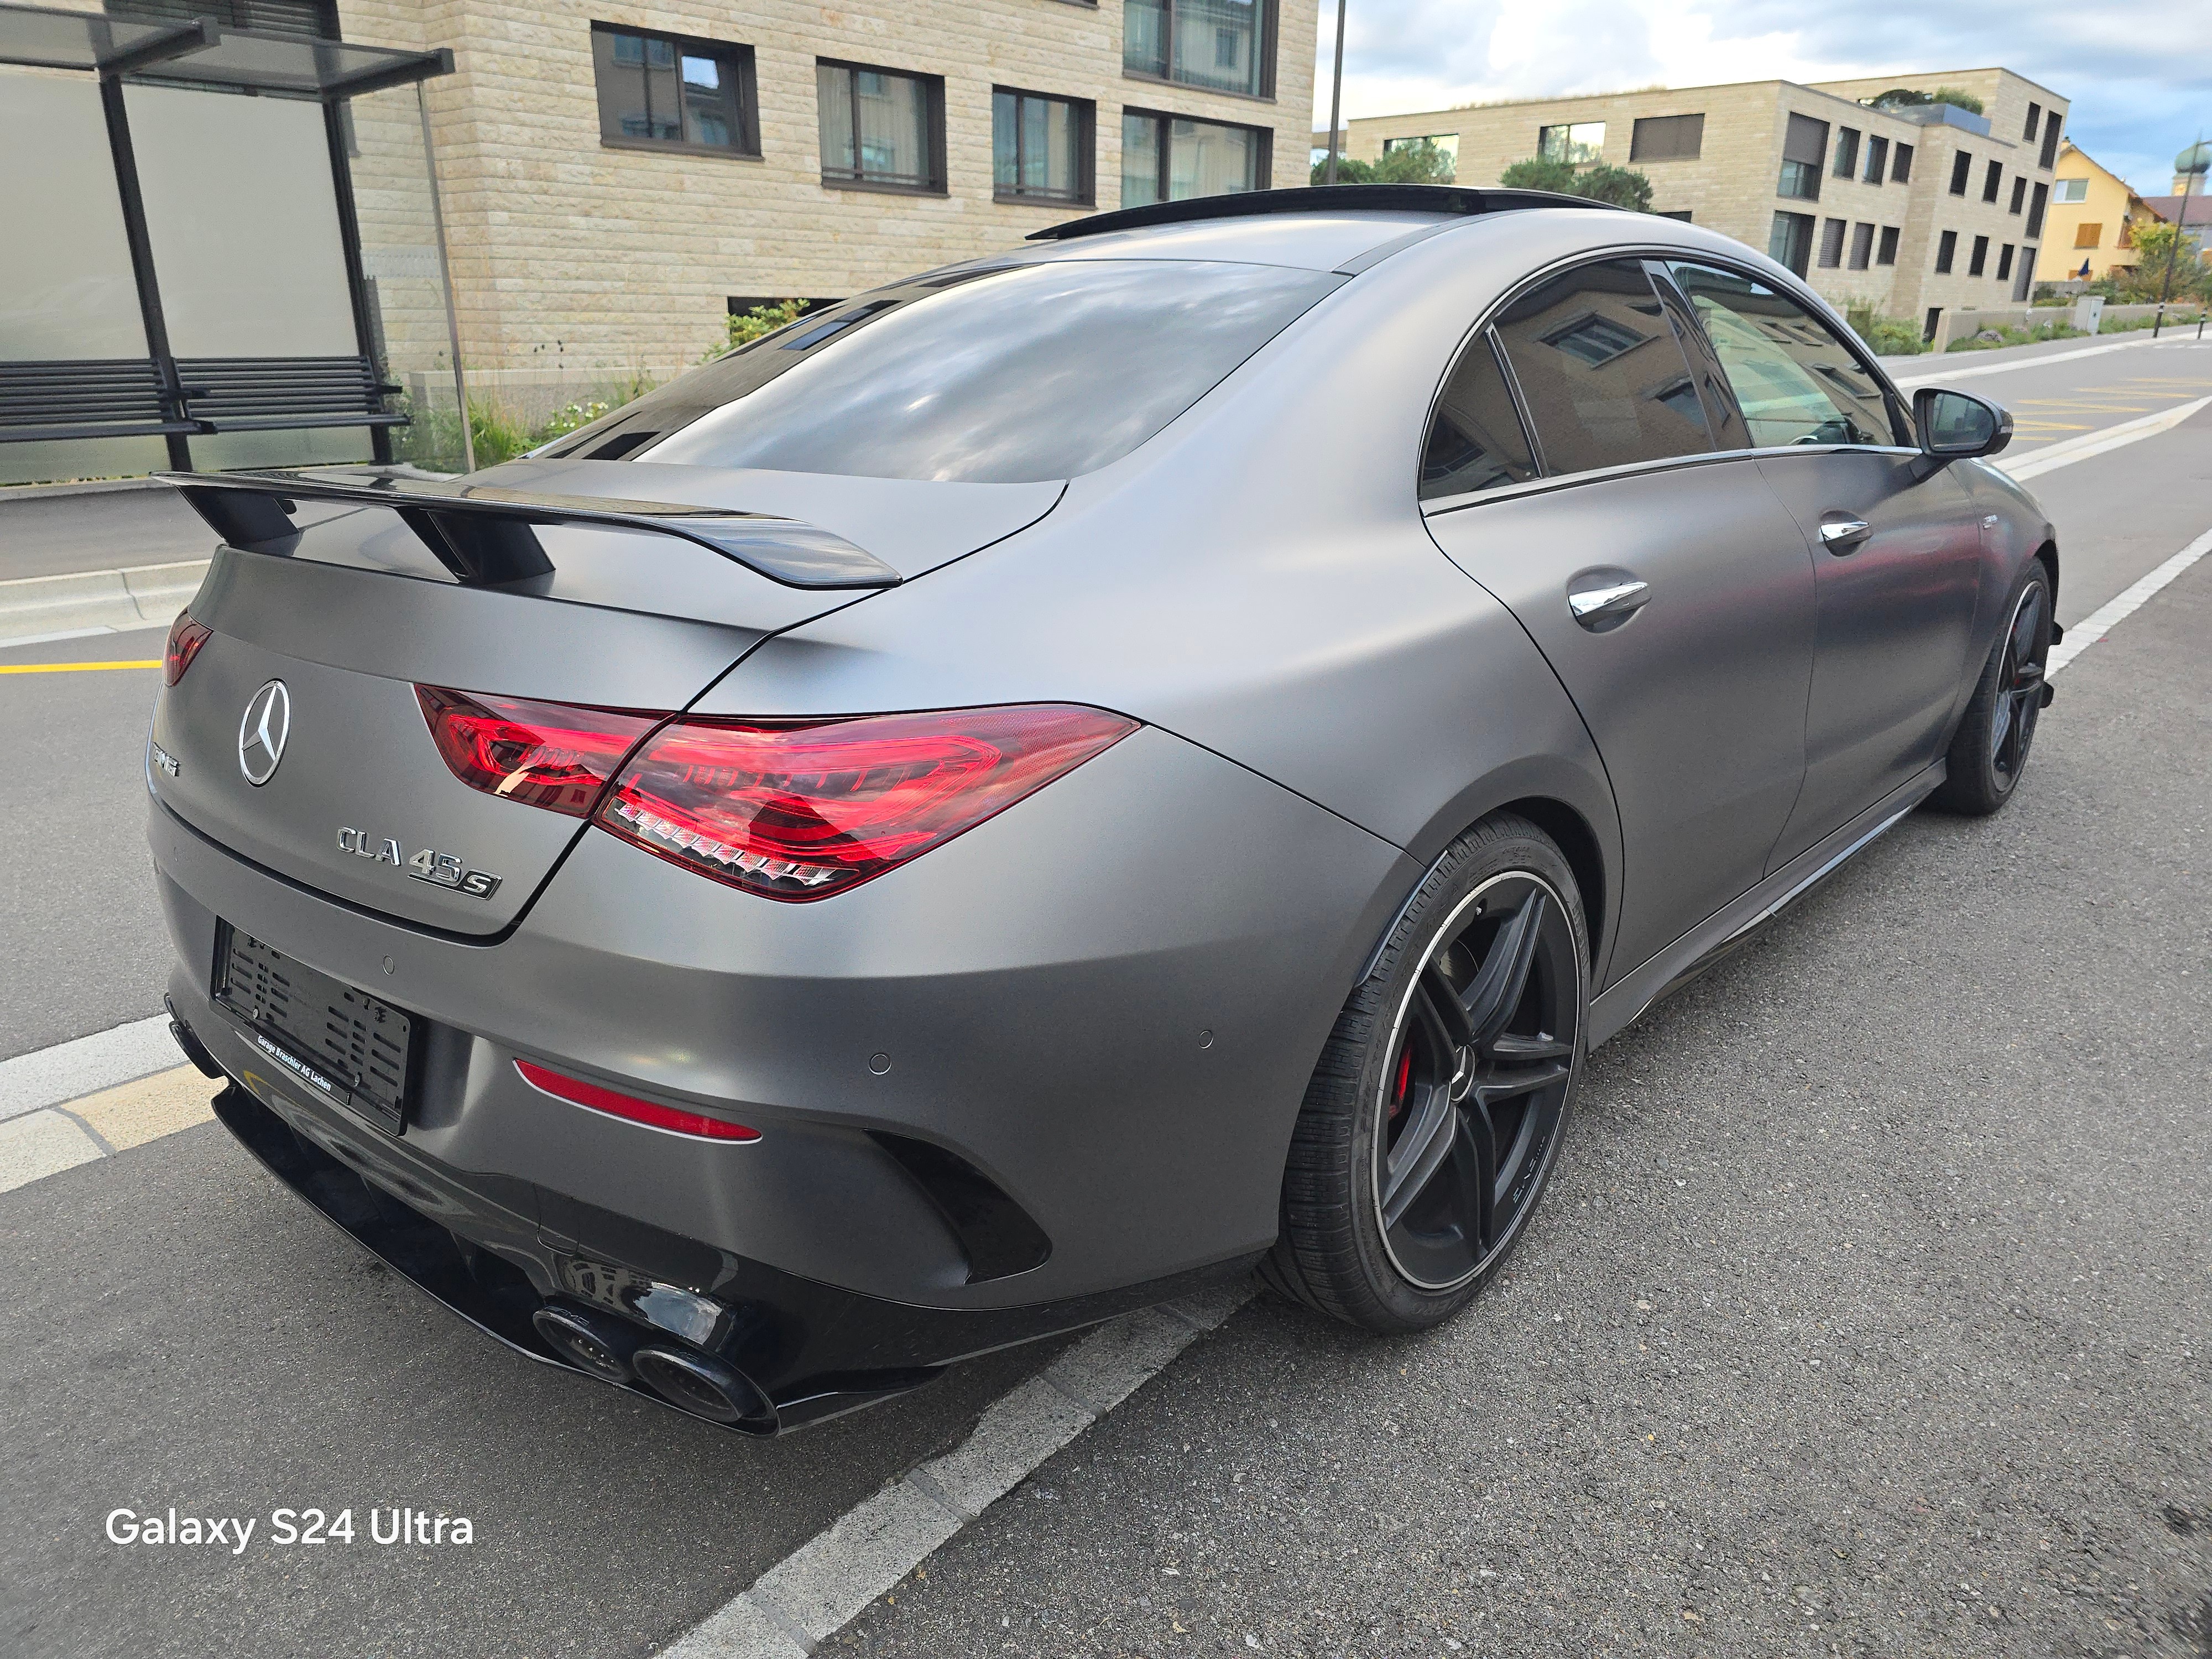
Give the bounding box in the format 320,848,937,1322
1262,813,1588,1333
1931,561,2053,816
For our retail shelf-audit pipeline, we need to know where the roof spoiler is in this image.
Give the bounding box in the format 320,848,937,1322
1027,183,1619,243
159,469,902,591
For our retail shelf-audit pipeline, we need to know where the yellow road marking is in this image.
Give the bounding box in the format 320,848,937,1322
0,660,161,674
68,1065,222,1152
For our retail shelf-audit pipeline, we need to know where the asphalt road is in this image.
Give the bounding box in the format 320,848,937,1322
1,340,2208,1658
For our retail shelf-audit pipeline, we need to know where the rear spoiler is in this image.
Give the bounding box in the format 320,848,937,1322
159,469,902,591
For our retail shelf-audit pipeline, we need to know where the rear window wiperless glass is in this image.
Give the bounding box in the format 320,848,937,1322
557,260,1343,483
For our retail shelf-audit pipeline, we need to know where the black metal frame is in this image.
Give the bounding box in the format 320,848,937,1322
0,4,451,465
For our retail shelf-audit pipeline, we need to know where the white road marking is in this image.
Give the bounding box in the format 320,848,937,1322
2048,525,2212,677
1888,333,2201,387
0,1015,182,1123
0,1067,222,1197
1998,395,2212,481
0,624,122,649
659,1292,1248,1658
0,1109,108,1191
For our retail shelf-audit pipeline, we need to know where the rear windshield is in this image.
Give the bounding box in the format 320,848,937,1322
554,259,1343,483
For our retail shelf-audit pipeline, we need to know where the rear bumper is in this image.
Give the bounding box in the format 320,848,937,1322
197,1066,1248,1432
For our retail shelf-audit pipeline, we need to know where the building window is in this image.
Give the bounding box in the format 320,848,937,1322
1864,135,1888,183
2028,181,2051,237
1381,133,1460,179
2053,178,2088,204
1769,211,1815,276
2009,176,2026,215
2014,248,2036,301
1996,244,2015,281
1968,234,1989,276
1123,0,1275,100
1877,225,1900,265
2039,115,2062,170
1121,108,1267,206
2074,222,2101,249
1629,113,1702,162
1657,208,1693,222
817,61,945,192
1949,150,1972,196
1983,159,2002,203
2025,101,2041,141
992,88,1093,204
1936,229,1958,273
1833,127,1859,178
1778,113,1828,202
1923,307,1942,342
1818,217,1846,268
1538,121,1606,164
591,24,759,155
1849,222,1875,270
1892,142,1913,182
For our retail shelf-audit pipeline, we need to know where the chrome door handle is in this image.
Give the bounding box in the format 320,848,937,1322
1567,577,1650,630
1819,515,1873,552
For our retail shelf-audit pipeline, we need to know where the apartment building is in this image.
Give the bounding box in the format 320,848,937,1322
2033,141,2158,281
1344,69,2069,337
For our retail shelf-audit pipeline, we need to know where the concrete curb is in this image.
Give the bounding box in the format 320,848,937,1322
0,559,208,644
0,476,169,503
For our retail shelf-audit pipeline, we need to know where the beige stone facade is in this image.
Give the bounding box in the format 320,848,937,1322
328,0,1318,377
1343,68,2069,337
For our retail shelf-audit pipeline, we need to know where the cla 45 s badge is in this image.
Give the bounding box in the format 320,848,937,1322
336,827,503,899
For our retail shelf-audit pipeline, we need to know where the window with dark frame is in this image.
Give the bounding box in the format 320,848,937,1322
1968,233,1989,276
1629,113,1703,162
817,60,945,193
1983,159,2002,202
2025,101,2041,140
1833,127,1859,178
1996,244,2015,281
1122,0,1275,100
1770,210,1815,276
2027,180,2049,238
1892,142,1913,182
1876,225,1899,265
1779,113,1828,201
992,88,1094,204
1864,134,1888,183
2014,248,2036,302
1120,108,1268,206
1949,150,1972,195
1849,221,1874,270
2009,176,2026,214
1538,121,1606,164
1818,217,1846,268
590,23,758,155
1936,229,1958,273
2038,114,2062,169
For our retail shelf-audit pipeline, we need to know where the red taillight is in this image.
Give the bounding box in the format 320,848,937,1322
416,686,663,817
164,613,211,686
514,1058,759,1142
593,704,1138,901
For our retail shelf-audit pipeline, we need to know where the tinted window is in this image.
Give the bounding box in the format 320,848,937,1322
1668,262,1903,447
1491,260,1713,478
1421,328,1537,500
575,260,1341,483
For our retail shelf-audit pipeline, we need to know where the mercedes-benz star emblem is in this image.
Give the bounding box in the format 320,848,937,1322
238,679,291,786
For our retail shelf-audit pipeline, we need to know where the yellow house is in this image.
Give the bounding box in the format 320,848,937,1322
2035,140,2158,280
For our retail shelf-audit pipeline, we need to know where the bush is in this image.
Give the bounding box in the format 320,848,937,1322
1311,153,1374,184
1947,319,2084,352
1497,156,1654,210
1870,86,1984,116
1843,304,1927,356
1311,141,1454,186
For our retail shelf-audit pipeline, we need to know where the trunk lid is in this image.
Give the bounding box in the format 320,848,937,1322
150,462,1061,936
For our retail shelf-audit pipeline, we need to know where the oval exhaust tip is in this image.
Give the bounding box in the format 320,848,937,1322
633,1346,774,1429
533,1303,640,1385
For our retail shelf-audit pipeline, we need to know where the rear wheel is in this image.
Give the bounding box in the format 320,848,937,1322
1263,815,1587,1333
1933,562,2053,815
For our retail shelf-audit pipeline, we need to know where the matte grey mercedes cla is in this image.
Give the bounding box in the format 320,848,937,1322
149,185,2056,1433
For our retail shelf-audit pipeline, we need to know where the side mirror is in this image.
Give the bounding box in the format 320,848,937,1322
1914,387,2014,460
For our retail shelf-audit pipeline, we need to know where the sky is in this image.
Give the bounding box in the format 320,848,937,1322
1310,0,2212,196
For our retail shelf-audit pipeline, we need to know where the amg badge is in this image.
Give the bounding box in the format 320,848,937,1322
337,827,503,899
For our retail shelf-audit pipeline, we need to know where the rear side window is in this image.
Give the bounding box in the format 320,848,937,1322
1668,262,1904,447
576,260,1343,483
1421,330,1537,500
1491,260,1714,478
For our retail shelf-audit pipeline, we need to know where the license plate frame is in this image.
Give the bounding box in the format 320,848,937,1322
212,922,418,1135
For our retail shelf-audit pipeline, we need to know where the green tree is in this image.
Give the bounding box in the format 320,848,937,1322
1870,86,1984,116
1370,138,1455,184
1498,155,1654,211
1310,153,1376,185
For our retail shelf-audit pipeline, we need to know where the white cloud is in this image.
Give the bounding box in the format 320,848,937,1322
1312,0,2212,195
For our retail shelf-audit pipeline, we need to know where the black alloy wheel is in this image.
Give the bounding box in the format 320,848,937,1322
1934,562,2053,816
1266,814,1588,1333
1373,873,1578,1290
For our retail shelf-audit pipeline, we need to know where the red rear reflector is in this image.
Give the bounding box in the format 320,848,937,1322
164,613,211,686
593,704,1138,901
513,1058,759,1142
418,686,663,817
